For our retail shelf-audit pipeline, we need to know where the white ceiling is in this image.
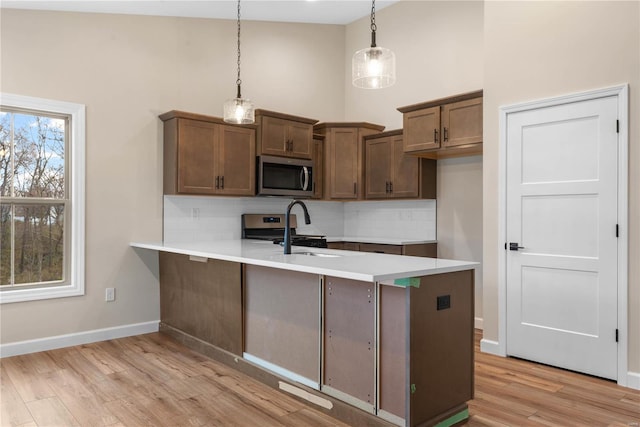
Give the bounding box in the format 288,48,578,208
0,0,400,25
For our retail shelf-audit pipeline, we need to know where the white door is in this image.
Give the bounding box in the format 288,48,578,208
506,95,619,380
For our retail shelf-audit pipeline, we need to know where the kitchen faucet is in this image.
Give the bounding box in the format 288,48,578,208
284,199,311,254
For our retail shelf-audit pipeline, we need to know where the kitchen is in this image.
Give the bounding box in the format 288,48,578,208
0,1,638,426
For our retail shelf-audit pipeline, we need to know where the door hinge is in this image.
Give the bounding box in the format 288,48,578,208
616,224,619,238
615,329,619,342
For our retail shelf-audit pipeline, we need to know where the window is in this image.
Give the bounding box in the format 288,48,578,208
0,94,85,303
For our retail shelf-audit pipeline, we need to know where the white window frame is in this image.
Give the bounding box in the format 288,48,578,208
0,93,85,303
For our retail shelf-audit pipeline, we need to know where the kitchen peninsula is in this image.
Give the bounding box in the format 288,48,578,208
131,240,477,427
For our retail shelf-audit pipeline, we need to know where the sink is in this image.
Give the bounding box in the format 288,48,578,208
292,251,342,258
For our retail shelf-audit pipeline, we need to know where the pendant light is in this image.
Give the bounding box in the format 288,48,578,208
352,0,396,89
223,0,255,124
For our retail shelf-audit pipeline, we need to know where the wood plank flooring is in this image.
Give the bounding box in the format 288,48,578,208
1,330,638,426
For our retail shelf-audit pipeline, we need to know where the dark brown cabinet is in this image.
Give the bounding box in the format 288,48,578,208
379,270,475,426
159,252,243,356
160,110,256,196
314,122,385,200
398,90,483,159
328,242,437,257
255,109,318,159
364,130,436,200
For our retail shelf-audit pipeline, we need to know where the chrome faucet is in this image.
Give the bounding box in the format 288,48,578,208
284,199,311,254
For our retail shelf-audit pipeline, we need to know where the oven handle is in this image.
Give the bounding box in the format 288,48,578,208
301,166,309,191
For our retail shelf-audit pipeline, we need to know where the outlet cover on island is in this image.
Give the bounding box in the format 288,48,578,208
105,287,115,302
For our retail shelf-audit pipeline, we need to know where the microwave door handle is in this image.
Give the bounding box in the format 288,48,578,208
301,167,309,191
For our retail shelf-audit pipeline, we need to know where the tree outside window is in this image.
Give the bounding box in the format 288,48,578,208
1,109,68,288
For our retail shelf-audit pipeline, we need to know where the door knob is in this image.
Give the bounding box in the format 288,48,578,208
509,242,525,251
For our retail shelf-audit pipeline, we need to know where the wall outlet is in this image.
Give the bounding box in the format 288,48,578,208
105,287,116,302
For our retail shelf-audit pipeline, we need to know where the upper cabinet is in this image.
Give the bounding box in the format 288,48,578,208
314,122,385,200
364,130,436,200
255,109,318,159
160,110,256,196
312,134,324,200
398,90,483,159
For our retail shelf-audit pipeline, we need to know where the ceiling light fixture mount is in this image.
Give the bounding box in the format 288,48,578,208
352,0,396,89
223,0,255,124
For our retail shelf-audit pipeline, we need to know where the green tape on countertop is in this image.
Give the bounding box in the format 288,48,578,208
393,277,420,288
434,408,469,427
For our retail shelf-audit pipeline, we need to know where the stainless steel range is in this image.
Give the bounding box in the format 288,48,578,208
241,214,328,248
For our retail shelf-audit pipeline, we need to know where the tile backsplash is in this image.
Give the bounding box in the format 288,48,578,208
343,200,436,240
164,196,436,243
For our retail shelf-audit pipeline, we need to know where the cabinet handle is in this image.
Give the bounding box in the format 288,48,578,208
215,176,220,189
221,176,224,189
443,127,449,142
389,181,393,193
353,182,357,195
434,128,439,143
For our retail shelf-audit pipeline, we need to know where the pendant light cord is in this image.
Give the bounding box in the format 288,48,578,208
236,0,242,98
370,0,377,48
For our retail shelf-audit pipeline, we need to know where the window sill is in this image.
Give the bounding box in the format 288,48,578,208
0,283,84,304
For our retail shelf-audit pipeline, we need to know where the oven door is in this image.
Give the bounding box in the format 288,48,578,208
257,155,314,197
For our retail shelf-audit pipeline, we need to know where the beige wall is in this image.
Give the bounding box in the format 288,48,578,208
483,1,640,372
0,9,345,344
344,1,484,128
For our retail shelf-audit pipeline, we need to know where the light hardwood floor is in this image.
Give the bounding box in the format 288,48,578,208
1,330,639,426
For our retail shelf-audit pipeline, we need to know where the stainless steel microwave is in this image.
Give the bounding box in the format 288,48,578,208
257,155,314,197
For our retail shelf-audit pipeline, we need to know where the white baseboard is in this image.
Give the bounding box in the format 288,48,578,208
0,321,159,358
480,338,503,356
626,371,640,390
474,317,483,330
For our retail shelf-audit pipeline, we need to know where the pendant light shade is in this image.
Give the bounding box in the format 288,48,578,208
223,0,255,124
223,95,255,124
352,0,396,89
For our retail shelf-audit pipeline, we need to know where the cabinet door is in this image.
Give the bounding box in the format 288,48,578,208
288,121,313,159
327,128,359,199
365,137,391,199
441,97,483,148
177,119,218,194
403,106,441,152
323,276,375,412
260,115,288,156
217,125,256,196
390,135,420,198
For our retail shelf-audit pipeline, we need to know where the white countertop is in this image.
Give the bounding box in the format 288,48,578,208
325,236,437,245
130,239,476,283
